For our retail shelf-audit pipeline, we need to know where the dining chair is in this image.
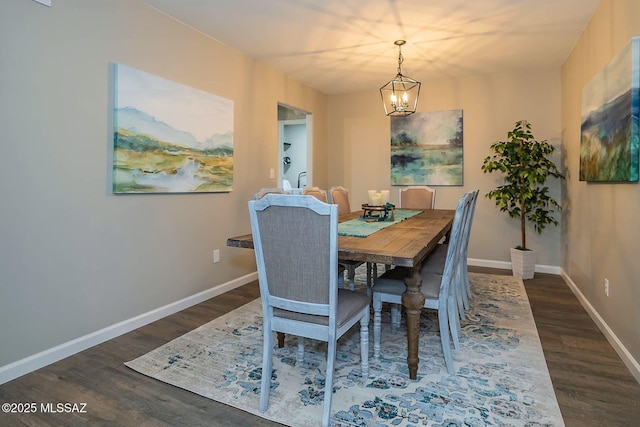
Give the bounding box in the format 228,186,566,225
420,189,479,320
399,185,437,209
248,194,370,427
302,186,328,202
253,187,285,200
328,186,374,291
458,189,479,310
371,191,471,375
301,187,346,287
328,186,352,215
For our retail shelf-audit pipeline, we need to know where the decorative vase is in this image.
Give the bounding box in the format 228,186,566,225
510,247,536,279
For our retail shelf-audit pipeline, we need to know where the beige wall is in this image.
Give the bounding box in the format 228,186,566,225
0,0,327,367
329,71,564,266
5,0,638,383
561,0,640,371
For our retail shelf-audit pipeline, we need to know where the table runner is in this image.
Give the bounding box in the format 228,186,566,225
338,209,422,237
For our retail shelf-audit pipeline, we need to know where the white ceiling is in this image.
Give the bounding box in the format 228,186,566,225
144,0,599,95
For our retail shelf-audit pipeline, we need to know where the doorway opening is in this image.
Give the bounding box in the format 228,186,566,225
278,104,312,193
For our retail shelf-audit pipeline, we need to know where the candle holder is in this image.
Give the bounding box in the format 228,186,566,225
361,203,395,221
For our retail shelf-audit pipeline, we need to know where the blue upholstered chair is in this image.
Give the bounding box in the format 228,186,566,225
371,191,473,375
248,194,370,427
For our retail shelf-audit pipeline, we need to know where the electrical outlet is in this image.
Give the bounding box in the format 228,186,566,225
269,168,275,179
604,278,610,297
213,249,220,263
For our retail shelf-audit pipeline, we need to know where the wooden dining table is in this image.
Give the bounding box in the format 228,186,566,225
226,208,455,380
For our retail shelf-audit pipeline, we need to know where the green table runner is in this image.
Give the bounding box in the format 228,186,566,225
338,209,422,238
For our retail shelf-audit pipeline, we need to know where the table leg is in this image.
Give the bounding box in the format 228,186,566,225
401,265,425,380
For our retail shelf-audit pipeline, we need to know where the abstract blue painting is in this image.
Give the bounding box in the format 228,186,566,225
390,109,463,186
580,37,639,182
113,64,234,193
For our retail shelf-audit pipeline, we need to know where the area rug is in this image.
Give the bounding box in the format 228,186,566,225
125,272,564,426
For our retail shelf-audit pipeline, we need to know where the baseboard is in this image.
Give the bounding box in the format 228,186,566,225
560,270,640,384
0,272,258,385
467,258,562,275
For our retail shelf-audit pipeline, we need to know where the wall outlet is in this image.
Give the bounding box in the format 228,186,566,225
604,278,610,297
213,249,220,263
269,168,275,179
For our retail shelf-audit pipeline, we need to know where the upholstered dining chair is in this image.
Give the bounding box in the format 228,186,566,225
328,186,351,215
371,191,472,375
328,186,374,291
301,187,345,286
248,194,370,427
302,186,328,202
420,189,479,320
253,187,285,200
457,189,479,312
399,185,437,209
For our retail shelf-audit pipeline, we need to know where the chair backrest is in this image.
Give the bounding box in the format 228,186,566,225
400,186,436,209
328,186,351,215
437,191,473,300
254,187,285,200
460,189,479,254
248,194,338,319
302,186,328,202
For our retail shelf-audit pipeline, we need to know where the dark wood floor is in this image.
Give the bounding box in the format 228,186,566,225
1,267,639,426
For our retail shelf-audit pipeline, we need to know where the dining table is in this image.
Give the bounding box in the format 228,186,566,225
226,208,455,380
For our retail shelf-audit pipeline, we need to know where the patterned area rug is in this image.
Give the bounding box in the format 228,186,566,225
125,271,564,426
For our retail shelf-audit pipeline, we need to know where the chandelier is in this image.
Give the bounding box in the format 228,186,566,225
380,40,421,116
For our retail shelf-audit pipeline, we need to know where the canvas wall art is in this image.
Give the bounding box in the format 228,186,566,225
113,64,234,193
390,109,463,186
580,37,639,182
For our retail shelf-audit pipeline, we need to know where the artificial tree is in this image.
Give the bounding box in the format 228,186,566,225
481,121,565,273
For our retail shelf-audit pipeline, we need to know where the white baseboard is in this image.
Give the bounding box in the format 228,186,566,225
0,272,258,385
467,258,562,275
560,270,640,384
5,261,638,388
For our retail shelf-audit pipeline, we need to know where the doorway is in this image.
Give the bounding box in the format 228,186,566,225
278,104,312,192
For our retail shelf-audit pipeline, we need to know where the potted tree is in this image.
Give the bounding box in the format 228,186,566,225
481,120,565,279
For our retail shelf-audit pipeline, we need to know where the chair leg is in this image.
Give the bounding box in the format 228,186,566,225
297,337,304,363
463,258,472,304
260,328,274,413
373,294,382,360
438,306,455,376
347,265,355,291
360,311,369,379
391,303,401,328
322,340,337,427
455,265,466,321
448,295,461,350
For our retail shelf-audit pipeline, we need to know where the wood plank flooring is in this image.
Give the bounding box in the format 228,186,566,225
1,267,639,426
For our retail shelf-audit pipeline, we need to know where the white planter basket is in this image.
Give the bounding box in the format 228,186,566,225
510,248,536,279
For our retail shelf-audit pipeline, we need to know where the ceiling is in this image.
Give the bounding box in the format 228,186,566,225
144,0,599,95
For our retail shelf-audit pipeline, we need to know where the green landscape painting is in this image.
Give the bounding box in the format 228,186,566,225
391,109,463,186
113,64,234,193
580,37,639,182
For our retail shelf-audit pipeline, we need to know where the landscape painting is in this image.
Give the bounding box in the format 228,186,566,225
580,37,639,182
391,109,463,186
113,64,234,193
